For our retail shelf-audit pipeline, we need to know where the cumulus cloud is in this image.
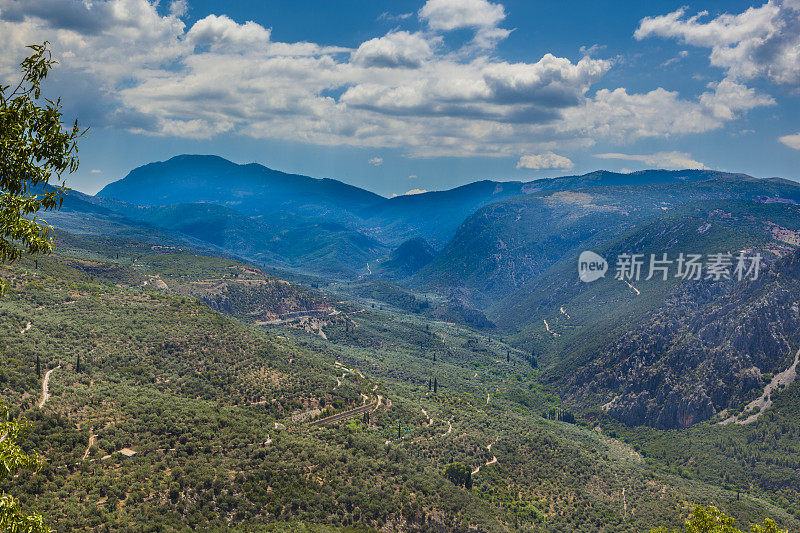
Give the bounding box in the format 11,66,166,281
635,2,800,87
594,151,708,170
351,31,434,68
419,0,505,31
699,78,775,120
516,152,574,170
404,188,428,195
779,132,800,150
368,156,384,166
419,0,510,49
560,80,773,143
186,14,271,52
0,0,780,159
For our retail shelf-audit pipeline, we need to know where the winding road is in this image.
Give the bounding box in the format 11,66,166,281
472,438,499,475
38,366,60,409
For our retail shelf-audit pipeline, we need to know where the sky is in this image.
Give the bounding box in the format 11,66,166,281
1,0,799,197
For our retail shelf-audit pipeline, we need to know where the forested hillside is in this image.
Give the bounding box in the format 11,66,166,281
2,234,797,531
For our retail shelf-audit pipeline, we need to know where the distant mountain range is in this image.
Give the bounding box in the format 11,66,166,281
95,155,755,249
51,154,800,428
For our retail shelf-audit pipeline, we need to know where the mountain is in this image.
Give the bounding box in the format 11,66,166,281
96,157,753,252
399,175,800,430
57,192,388,279
373,237,436,279
523,168,756,193
96,154,384,222
568,243,800,428
483,199,800,428
411,176,800,307
363,180,528,246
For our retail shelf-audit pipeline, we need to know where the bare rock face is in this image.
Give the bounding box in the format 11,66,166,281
568,248,800,428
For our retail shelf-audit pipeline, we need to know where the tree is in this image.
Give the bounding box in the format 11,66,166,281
444,462,472,489
0,42,85,295
0,42,84,532
0,401,50,532
650,505,787,533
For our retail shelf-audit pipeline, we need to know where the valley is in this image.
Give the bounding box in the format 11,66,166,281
2,158,800,532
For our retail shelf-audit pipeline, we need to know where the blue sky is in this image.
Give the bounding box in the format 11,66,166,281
1,0,798,196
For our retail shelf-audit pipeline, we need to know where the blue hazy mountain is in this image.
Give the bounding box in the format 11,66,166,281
96,155,758,248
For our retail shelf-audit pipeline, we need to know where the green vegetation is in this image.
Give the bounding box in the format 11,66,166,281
1,241,795,531
651,505,786,533
0,401,49,533
444,462,472,489
603,380,800,522
0,42,85,294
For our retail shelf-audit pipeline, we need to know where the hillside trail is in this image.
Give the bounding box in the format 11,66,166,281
543,319,559,337
20,322,32,334
623,280,640,295
472,438,499,475
442,417,453,437
82,434,97,460
421,408,433,426
38,366,61,409
720,346,800,425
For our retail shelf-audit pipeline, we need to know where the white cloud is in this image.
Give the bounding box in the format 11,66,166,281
351,31,434,68
560,81,773,143
186,14,271,52
378,12,413,22
368,156,384,166
635,2,800,87
90,169,102,173
408,174,418,179
169,0,187,17
0,0,779,159
699,78,775,120
662,49,688,66
419,0,505,31
516,152,574,170
594,151,708,170
779,131,800,150
404,188,428,195
419,0,510,49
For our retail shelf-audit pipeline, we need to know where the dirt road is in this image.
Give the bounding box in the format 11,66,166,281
38,366,60,409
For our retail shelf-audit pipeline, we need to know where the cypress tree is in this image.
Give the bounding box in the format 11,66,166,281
434,378,438,394
36,354,40,379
